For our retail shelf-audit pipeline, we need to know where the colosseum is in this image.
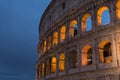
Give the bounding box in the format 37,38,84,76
36,0,120,80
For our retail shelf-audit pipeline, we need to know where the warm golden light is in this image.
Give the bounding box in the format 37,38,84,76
53,32,58,46
81,45,92,66
97,6,108,26
43,40,46,52
51,57,57,73
99,41,112,63
81,14,91,32
69,20,77,37
41,63,44,77
48,37,51,50
59,54,65,71
60,26,66,42
116,0,120,19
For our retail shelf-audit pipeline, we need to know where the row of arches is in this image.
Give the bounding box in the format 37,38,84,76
42,0,120,52
116,0,120,19
41,0,120,35
41,41,112,77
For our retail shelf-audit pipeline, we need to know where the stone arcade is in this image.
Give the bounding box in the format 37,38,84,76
36,0,120,80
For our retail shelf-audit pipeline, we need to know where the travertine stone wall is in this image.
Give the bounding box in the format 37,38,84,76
36,0,120,80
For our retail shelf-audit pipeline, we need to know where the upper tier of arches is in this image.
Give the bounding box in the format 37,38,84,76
41,5,114,54
39,0,120,40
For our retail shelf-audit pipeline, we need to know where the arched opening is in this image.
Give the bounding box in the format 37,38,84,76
81,45,92,66
116,0,120,19
48,37,51,50
59,54,65,71
51,57,57,73
97,6,110,26
43,40,46,52
41,63,44,77
53,32,58,46
69,20,78,37
60,26,66,42
69,50,78,69
81,14,92,32
99,41,112,63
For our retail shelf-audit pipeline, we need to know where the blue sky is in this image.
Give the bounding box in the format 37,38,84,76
0,0,50,80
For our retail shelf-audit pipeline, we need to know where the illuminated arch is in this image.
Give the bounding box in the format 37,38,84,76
97,6,110,26
60,26,66,42
51,57,57,73
98,41,112,63
116,0,120,19
43,40,46,52
48,37,51,50
69,50,78,69
53,32,58,46
59,54,65,71
41,63,44,77
81,45,92,66
81,14,92,32
69,20,78,37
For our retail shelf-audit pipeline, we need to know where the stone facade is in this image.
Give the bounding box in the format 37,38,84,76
36,0,120,80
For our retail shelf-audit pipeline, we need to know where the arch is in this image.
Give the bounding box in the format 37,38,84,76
60,26,66,42
43,40,47,52
97,6,110,26
41,63,44,77
51,57,57,73
53,32,58,46
98,41,112,63
81,45,92,66
69,20,78,37
81,14,92,32
116,0,120,19
69,50,78,69
59,53,65,71
48,37,51,50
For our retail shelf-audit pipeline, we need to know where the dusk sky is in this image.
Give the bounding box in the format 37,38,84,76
0,0,50,80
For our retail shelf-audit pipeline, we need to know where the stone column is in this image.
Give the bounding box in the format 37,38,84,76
91,5,97,32
58,28,61,44
109,0,116,24
78,15,82,35
66,21,70,40
79,45,82,71
65,48,69,73
111,32,118,64
51,33,54,48
91,39,96,65
94,41,99,69
77,44,81,70
56,54,59,76
77,15,80,36
44,62,46,80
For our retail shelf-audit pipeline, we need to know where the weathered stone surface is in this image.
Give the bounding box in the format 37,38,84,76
36,0,120,80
